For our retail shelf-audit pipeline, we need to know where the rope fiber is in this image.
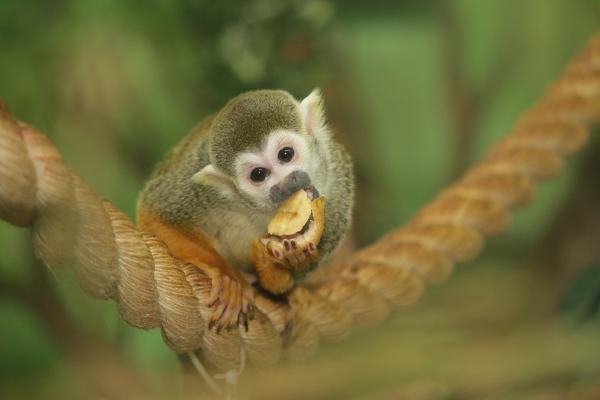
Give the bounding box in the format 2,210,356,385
1,34,599,372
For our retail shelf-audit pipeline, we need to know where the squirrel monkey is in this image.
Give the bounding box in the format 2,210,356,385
137,89,354,331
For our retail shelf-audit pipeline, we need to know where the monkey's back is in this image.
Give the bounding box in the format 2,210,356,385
137,116,219,227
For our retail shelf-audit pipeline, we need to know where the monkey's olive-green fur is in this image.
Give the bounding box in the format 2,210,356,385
210,90,302,175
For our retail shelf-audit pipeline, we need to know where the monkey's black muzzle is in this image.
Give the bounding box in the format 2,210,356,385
270,170,314,204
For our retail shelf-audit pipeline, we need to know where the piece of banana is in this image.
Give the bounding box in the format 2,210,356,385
267,189,313,236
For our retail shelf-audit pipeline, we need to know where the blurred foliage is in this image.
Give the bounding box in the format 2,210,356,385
560,264,600,320
1,0,600,398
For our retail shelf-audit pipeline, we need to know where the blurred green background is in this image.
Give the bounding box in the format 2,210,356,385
1,0,600,399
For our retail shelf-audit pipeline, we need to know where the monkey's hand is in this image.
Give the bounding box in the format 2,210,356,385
251,196,325,294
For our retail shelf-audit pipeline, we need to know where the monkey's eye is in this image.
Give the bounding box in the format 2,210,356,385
250,167,269,182
278,147,295,163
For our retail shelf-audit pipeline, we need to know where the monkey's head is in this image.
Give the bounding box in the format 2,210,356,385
192,89,331,212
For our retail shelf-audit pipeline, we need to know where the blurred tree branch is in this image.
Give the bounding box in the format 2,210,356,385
439,0,518,181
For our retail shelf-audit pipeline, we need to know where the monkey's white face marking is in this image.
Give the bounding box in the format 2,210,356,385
234,129,315,207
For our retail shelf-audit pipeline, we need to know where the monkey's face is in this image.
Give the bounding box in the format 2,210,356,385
193,88,329,213
232,129,325,211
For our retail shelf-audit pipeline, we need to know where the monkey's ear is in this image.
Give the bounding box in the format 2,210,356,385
300,88,327,138
192,164,235,196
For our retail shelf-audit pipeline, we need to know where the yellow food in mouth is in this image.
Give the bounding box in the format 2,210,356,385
267,188,321,236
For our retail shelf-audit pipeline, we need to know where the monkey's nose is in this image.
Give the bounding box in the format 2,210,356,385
270,170,312,204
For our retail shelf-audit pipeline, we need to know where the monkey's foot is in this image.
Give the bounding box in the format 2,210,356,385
203,267,255,333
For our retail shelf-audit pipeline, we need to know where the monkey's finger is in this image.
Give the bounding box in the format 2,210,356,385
291,235,310,254
207,272,224,306
211,276,231,327
212,301,229,333
267,241,285,261
212,299,228,324
209,298,221,309
223,280,240,329
233,281,246,329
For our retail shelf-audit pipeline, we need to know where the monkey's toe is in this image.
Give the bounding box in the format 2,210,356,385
207,275,254,333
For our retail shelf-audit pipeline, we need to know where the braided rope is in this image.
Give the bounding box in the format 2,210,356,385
1,34,599,372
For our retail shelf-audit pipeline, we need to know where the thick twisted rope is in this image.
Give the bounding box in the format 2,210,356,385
1,34,599,372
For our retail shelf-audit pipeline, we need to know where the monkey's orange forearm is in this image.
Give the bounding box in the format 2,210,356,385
137,207,232,274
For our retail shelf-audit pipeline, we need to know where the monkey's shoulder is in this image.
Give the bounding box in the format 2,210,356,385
138,115,225,224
